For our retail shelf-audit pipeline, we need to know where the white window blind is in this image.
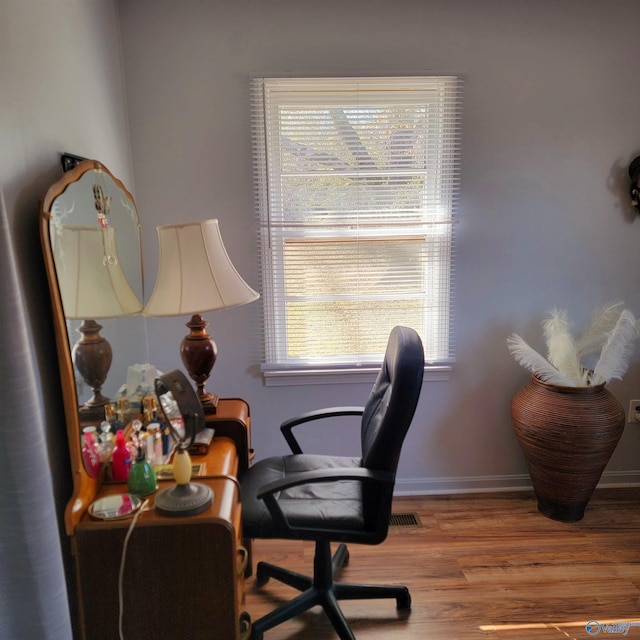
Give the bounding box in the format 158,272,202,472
251,76,463,381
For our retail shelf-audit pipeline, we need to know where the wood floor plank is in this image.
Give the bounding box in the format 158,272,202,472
243,489,640,639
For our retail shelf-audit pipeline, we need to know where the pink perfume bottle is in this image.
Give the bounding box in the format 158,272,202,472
82,431,101,479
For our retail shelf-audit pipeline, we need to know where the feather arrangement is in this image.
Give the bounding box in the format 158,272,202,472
507,303,640,386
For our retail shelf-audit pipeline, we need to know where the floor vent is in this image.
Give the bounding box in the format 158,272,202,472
389,512,421,527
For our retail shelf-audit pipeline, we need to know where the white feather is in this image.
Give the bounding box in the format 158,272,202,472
506,334,576,386
591,309,640,385
543,309,581,383
575,301,625,358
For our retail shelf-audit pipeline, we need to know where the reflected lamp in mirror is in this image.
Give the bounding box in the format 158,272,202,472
143,219,259,414
153,369,213,517
55,225,143,416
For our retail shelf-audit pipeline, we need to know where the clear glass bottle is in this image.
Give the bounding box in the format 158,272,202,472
98,421,114,463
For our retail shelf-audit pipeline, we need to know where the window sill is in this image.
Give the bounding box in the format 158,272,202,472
262,365,451,387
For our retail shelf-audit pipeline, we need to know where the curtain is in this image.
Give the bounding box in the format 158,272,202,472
0,188,73,639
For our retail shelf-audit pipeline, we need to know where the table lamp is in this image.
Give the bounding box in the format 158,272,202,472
143,219,259,413
55,225,143,416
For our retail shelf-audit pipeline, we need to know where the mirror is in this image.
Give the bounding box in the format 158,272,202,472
41,159,149,530
153,369,213,517
155,369,205,448
88,493,142,521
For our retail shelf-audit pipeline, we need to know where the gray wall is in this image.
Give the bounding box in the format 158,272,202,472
1,0,132,635
119,0,640,492
3,0,640,633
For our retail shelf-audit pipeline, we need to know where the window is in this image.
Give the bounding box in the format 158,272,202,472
251,77,463,384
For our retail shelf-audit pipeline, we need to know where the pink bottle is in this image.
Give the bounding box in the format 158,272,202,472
82,432,101,479
111,430,131,482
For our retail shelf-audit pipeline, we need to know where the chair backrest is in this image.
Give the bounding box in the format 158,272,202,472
361,325,424,472
359,326,424,537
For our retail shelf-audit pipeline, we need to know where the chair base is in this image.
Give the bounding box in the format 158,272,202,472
250,541,411,640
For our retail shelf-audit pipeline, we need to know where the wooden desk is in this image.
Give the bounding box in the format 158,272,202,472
71,399,252,640
202,398,252,478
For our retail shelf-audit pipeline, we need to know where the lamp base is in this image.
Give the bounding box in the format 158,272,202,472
180,314,219,414
201,392,219,415
154,482,213,517
73,319,113,411
79,405,109,423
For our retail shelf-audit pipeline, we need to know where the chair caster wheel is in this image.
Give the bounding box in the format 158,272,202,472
255,564,270,588
397,590,411,610
334,543,349,568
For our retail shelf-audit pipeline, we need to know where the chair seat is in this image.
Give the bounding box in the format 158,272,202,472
242,454,364,538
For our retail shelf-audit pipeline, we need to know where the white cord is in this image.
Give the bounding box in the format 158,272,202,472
118,498,149,640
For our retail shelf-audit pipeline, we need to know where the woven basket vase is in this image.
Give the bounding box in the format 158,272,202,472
510,375,625,522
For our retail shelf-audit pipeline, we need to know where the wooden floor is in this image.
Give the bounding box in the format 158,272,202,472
243,488,640,639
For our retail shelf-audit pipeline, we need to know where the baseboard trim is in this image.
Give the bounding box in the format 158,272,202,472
394,470,640,496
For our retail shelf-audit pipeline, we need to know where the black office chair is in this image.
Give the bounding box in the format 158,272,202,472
241,326,425,640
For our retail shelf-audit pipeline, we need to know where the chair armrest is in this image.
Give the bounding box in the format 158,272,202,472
256,467,394,538
280,406,365,454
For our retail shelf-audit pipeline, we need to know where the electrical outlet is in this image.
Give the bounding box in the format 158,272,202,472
628,400,640,423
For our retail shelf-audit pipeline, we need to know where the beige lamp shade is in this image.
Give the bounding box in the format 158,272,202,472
55,225,143,319
143,219,259,317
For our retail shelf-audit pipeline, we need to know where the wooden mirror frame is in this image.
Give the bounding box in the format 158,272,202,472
40,159,143,535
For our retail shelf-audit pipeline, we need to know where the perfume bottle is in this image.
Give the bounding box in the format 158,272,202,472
104,402,124,431
117,397,130,427
111,430,131,482
127,447,158,497
146,423,160,465
154,431,163,465
143,394,158,425
98,421,115,462
82,431,101,479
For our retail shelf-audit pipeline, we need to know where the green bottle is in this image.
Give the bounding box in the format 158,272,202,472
127,447,158,497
